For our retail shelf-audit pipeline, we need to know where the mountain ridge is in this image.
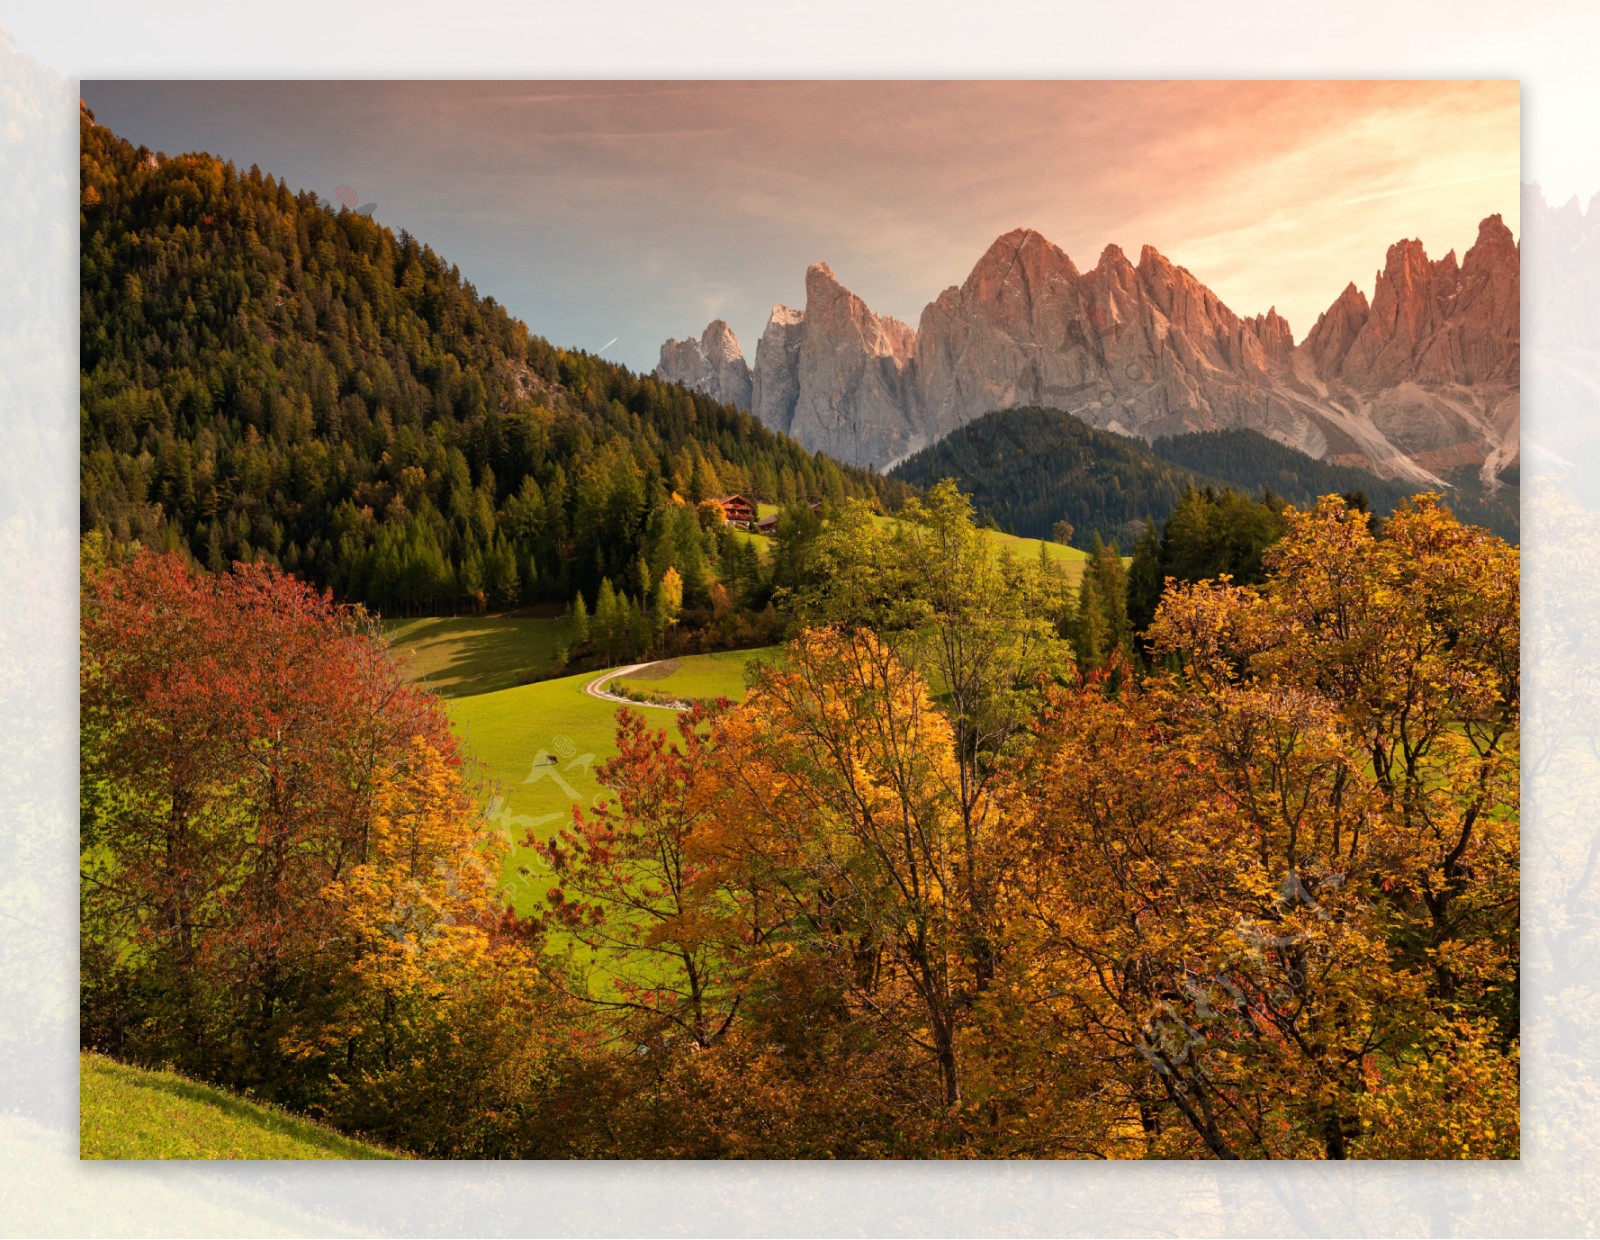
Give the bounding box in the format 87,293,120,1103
657,220,1520,484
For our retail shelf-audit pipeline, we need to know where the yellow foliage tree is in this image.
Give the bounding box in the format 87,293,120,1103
715,626,975,1109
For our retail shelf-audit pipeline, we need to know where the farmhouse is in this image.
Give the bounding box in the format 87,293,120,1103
713,494,756,527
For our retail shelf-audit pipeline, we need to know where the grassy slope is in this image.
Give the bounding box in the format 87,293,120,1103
447,647,770,912
79,1053,395,1160
612,648,778,704
869,514,1090,585
735,507,1081,574
383,614,568,698
450,668,622,912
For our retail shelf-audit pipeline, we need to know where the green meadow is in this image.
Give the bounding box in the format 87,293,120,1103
79,1053,396,1160
867,513,1091,584
382,614,569,698
438,645,766,913
732,505,1086,579
612,648,778,705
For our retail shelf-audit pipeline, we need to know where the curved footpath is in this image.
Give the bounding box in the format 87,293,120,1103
582,662,689,711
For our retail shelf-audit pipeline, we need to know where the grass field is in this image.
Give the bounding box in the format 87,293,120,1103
79,1053,396,1160
732,504,1088,577
446,648,773,912
730,527,774,558
867,514,1091,585
383,614,568,698
612,648,777,704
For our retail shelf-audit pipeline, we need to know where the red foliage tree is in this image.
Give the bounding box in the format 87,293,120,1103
81,550,457,1094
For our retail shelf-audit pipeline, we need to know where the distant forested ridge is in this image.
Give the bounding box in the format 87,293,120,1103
892,406,1519,548
79,108,907,615
890,406,1208,548
1150,428,1518,543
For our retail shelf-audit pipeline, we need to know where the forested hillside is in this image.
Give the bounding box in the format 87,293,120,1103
892,406,1519,548
78,107,907,616
891,406,1209,547
1151,428,1519,543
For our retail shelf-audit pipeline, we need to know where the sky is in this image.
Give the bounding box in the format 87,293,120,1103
81,80,1520,374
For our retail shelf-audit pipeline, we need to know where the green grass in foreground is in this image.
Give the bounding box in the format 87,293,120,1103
383,614,568,698
79,1053,396,1160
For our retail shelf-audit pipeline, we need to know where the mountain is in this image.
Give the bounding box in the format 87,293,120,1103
658,220,1520,486
770,262,918,466
892,407,1520,548
1299,216,1520,482
78,108,905,616
655,318,753,410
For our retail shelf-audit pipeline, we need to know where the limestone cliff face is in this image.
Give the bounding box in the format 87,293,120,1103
916,230,1307,452
787,263,918,467
750,305,805,438
1301,216,1520,478
654,319,752,411
751,265,918,468
1310,217,1519,389
658,216,1519,483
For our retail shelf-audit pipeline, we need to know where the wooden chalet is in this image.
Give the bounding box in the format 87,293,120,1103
714,494,756,527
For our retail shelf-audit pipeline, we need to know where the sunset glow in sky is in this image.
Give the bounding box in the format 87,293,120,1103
84,80,1520,372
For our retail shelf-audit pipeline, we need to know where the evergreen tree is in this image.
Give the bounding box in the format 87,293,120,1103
594,577,624,662
1126,521,1163,639
569,591,591,646
1073,571,1107,671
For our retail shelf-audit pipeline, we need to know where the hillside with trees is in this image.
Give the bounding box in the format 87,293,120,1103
891,406,1518,548
81,490,1520,1159
78,107,908,622
891,405,1206,548
1150,427,1519,543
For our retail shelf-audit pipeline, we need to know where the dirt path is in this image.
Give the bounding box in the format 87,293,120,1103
582,662,688,711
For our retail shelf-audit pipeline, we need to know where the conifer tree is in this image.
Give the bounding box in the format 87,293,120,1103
569,591,591,646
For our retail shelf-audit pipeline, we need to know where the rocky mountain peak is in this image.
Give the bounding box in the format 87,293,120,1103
1095,242,1132,271
699,318,744,365
799,261,916,362
1300,283,1372,377
661,213,1518,485
806,260,840,290
654,318,752,410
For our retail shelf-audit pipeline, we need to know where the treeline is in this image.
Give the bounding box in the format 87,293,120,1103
1150,427,1520,544
1150,427,1414,512
891,405,1519,549
79,108,909,618
81,486,1520,1159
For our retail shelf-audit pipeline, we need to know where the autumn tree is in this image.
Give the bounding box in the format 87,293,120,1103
716,627,976,1111
82,551,465,1099
298,736,553,1154
538,706,743,1050
655,564,684,641
1001,494,1519,1159
891,482,1069,985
